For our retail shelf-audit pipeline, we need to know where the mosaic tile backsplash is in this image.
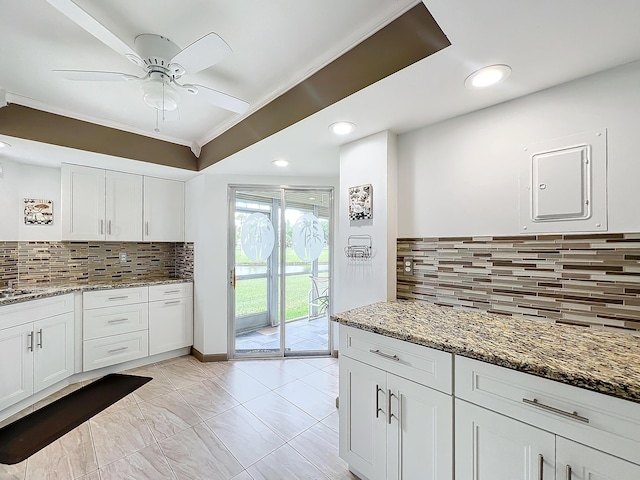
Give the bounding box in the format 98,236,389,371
0,241,194,287
397,233,640,333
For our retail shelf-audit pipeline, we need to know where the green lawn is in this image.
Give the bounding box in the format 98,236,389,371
235,246,329,265
235,273,317,320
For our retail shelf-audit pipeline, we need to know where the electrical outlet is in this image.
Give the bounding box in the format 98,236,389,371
119,252,127,264
403,257,414,275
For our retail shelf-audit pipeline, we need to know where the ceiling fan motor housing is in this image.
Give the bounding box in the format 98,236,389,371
134,34,184,78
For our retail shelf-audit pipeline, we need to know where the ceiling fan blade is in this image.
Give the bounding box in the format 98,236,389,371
54,70,142,82
171,33,232,74
179,84,249,114
46,0,143,65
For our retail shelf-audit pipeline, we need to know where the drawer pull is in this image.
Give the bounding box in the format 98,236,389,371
164,290,181,294
369,349,400,361
522,398,589,424
37,329,43,348
27,332,34,352
107,346,129,354
566,465,572,480
538,454,544,480
108,295,129,301
164,300,181,305
107,318,128,324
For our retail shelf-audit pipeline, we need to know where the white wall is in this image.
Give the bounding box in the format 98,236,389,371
398,59,640,237
186,173,339,356
0,158,61,241
334,131,398,315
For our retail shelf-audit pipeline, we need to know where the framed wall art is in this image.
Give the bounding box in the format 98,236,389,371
348,184,372,221
24,198,53,225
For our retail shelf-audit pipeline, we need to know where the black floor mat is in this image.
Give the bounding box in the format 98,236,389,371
0,373,151,464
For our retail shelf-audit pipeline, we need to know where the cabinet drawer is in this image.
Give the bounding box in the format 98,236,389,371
148,282,192,301
83,331,148,372
0,294,74,330
339,324,452,394
83,303,149,340
83,286,148,309
455,355,640,465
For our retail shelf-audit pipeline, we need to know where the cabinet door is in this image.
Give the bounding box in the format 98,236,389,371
387,374,453,480
455,399,555,480
106,170,143,241
148,297,193,355
33,312,74,393
0,323,34,411
61,164,106,240
556,437,640,480
143,177,184,242
339,356,387,480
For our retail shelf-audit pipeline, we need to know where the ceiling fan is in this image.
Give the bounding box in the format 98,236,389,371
45,0,250,118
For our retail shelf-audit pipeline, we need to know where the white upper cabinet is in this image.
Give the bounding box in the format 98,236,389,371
62,164,184,242
62,164,143,241
61,164,106,240
105,170,143,241
143,176,185,242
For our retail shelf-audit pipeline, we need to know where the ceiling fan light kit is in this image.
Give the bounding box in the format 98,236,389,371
46,0,250,122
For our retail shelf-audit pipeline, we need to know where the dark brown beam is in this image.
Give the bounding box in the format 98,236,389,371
0,104,198,171
198,3,450,170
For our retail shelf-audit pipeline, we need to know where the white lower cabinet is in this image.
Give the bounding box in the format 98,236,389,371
33,312,75,392
455,399,555,480
556,437,640,480
82,287,149,372
456,399,640,480
339,326,453,480
0,295,75,411
148,283,193,356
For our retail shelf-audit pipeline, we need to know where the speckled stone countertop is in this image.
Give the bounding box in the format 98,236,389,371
0,278,192,307
332,300,640,404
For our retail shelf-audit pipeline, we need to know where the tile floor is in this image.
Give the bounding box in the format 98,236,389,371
0,355,356,480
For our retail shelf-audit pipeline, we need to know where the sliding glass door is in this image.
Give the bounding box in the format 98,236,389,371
228,186,333,358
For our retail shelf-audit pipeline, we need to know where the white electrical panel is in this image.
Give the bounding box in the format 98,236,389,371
519,129,607,234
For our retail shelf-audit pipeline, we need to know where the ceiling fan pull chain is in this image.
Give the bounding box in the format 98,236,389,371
154,109,160,133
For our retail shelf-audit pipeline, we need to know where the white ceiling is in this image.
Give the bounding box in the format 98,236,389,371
2,0,640,179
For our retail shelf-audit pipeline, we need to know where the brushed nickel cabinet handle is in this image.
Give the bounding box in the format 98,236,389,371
369,349,400,362
100,219,104,235
387,389,397,425
27,332,33,352
566,465,572,480
108,220,112,235
107,346,129,354
107,318,128,324
108,295,129,301
164,290,181,294
375,385,383,419
523,398,589,424
37,328,43,348
145,222,149,236
538,454,544,480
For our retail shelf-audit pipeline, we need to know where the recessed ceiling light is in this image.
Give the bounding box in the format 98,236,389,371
309,197,316,200
329,121,356,135
272,159,289,167
0,141,11,148
465,64,511,89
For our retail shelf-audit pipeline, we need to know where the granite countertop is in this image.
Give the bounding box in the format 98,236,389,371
0,278,192,306
332,300,640,404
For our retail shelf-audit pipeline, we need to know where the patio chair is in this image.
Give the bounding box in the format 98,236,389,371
308,275,329,321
